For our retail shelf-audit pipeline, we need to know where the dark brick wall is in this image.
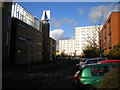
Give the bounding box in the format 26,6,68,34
10,18,43,64
50,38,56,61
2,2,12,65
40,21,50,62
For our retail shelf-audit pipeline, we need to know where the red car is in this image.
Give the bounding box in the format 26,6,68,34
100,60,120,64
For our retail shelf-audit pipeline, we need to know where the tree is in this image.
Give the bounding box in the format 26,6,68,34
61,50,66,57
108,43,120,59
82,44,100,58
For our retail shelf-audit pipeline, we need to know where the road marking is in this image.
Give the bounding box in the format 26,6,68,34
44,74,48,77
56,60,68,64
60,75,63,77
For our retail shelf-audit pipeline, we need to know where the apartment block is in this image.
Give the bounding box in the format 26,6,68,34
75,26,101,55
59,39,75,56
99,12,120,54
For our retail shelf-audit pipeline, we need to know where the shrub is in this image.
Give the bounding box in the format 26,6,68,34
108,43,120,59
98,67,120,89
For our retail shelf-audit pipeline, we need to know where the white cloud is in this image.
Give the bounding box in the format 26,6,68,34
50,29,65,50
78,8,84,15
50,29,65,41
50,18,61,28
51,18,78,29
88,3,119,24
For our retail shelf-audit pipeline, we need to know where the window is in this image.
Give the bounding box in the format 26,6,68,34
18,24,25,28
18,37,26,41
86,60,97,64
112,65,120,70
91,66,109,76
7,15,11,29
6,32,8,46
108,19,111,23
104,26,106,29
91,67,98,76
103,66,109,73
53,47,54,51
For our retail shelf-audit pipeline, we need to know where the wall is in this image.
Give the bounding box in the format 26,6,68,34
2,2,12,65
99,12,120,54
50,38,56,61
40,20,50,62
10,18,43,64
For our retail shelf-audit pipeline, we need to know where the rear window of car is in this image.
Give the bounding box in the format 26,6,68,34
91,66,110,76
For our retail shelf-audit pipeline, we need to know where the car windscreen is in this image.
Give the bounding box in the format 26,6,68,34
86,60,98,64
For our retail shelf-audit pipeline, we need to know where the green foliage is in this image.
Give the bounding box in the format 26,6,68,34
108,43,120,59
98,68,120,89
82,45,100,58
61,50,66,57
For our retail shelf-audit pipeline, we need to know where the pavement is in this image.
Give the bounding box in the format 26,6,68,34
2,59,70,79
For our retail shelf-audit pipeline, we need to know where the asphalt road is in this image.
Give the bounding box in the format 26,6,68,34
3,59,79,89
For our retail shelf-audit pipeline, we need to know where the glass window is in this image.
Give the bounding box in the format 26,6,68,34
6,32,8,46
91,67,97,76
103,66,109,73
97,67,104,76
91,66,109,76
112,65,120,70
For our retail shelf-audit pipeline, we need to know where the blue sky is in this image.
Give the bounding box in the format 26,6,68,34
18,2,119,42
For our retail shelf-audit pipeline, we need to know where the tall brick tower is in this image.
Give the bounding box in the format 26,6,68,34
40,10,50,62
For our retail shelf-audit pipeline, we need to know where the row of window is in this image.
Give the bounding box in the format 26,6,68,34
11,2,40,31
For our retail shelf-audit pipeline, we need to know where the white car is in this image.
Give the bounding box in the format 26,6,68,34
76,58,105,70
76,59,88,70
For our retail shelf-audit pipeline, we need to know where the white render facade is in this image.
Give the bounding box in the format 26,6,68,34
59,39,75,56
58,26,102,56
75,26,102,55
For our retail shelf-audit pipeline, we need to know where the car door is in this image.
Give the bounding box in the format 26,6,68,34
90,66,105,87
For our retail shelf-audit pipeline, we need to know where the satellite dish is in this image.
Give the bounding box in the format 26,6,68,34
41,10,50,21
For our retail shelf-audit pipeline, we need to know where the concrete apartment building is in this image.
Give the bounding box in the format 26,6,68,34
99,12,120,54
75,26,101,55
2,2,56,65
59,26,101,56
59,38,75,56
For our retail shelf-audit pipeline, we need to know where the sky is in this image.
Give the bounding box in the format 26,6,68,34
18,2,120,49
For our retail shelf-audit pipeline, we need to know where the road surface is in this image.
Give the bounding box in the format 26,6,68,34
3,59,79,89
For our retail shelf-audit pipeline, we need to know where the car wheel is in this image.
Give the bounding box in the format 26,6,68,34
85,85,96,90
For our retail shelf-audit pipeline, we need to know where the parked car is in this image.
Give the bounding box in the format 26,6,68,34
100,60,120,64
73,63,120,89
76,58,104,71
76,59,88,70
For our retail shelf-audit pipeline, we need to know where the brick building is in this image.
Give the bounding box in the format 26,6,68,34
2,2,56,65
50,37,56,61
99,12,120,54
40,20,50,62
1,2,12,65
10,18,43,64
